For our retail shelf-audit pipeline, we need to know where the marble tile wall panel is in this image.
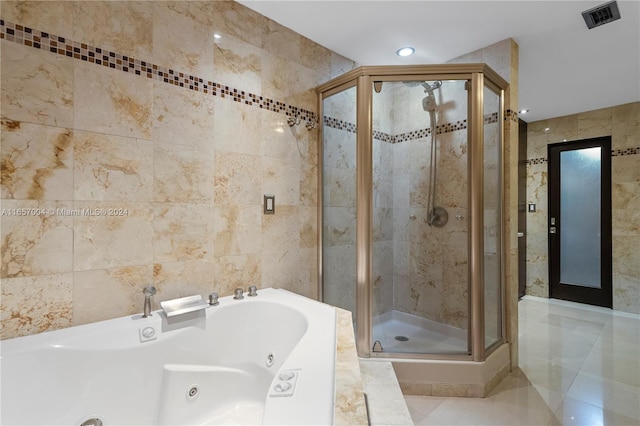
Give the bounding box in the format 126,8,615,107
1,200,73,278
213,205,261,257
1,121,73,200
152,82,217,149
260,248,317,299
153,142,215,203
0,1,73,38
152,2,217,83
74,60,153,140
0,272,73,339
261,205,301,252
72,1,153,61
213,151,262,205
73,131,153,202
213,32,262,97
261,47,319,114
153,203,215,263
73,202,154,271
1,42,73,128
299,160,318,207
613,102,640,149
211,1,268,51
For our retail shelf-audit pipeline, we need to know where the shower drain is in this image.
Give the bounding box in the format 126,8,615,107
394,335,409,342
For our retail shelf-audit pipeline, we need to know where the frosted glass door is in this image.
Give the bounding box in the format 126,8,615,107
559,148,601,288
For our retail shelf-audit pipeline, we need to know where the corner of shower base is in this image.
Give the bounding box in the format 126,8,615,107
393,343,511,398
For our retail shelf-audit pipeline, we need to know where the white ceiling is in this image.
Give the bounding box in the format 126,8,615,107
239,0,640,123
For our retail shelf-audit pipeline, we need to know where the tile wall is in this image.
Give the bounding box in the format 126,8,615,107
525,102,640,314
0,0,355,339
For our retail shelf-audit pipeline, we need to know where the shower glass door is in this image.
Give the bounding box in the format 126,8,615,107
370,79,470,355
321,84,358,316
483,83,503,350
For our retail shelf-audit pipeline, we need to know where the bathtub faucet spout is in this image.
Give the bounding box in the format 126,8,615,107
142,285,157,318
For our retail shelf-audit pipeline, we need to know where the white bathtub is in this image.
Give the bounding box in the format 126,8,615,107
0,288,336,425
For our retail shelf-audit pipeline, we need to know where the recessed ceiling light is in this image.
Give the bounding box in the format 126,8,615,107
396,47,415,57
519,109,529,114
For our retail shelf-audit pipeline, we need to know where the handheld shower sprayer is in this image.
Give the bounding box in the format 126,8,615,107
404,79,448,227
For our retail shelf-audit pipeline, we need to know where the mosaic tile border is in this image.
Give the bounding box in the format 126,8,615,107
525,158,548,165
526,146,640,165
324,112,508,144
505,109,519,123
0,19,317,123
612,146,640,156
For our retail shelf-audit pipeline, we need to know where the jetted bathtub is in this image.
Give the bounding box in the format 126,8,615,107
0,288,336,425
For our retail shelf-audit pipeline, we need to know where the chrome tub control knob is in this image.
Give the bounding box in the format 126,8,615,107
233,288,244,300
208,292,219,306
248,285,258,297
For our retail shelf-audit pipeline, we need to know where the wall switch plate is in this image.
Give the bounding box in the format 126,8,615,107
264,195,275,214
528,203,536,212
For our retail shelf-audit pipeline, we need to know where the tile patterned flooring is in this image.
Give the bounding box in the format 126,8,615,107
405,296,640,425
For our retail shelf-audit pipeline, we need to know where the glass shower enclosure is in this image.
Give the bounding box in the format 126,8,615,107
318,65,507,362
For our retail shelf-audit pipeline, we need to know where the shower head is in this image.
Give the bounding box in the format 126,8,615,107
404,80,442,93
422,81,442,93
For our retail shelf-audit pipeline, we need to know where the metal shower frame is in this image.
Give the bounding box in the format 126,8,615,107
316,64,509,362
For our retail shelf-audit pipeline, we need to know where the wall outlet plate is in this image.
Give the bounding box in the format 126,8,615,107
264,195,275,214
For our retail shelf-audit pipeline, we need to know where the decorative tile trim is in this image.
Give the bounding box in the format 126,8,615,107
323,116,357,134
525,158,548,165
324,112,510,144
506,109,519,123
0,19,317,123
612,146,640,156
484,112,499,124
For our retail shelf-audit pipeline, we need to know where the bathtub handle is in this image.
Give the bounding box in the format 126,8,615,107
208,293,219,306
233,288,244,300
248,286,258,297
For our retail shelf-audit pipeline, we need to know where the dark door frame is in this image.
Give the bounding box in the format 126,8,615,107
518,119,527,299
548,136,612,308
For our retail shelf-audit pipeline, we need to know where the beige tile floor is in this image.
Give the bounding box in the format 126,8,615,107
405,296,640,425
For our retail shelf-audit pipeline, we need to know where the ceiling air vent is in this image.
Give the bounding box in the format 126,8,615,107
582,0,621,29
